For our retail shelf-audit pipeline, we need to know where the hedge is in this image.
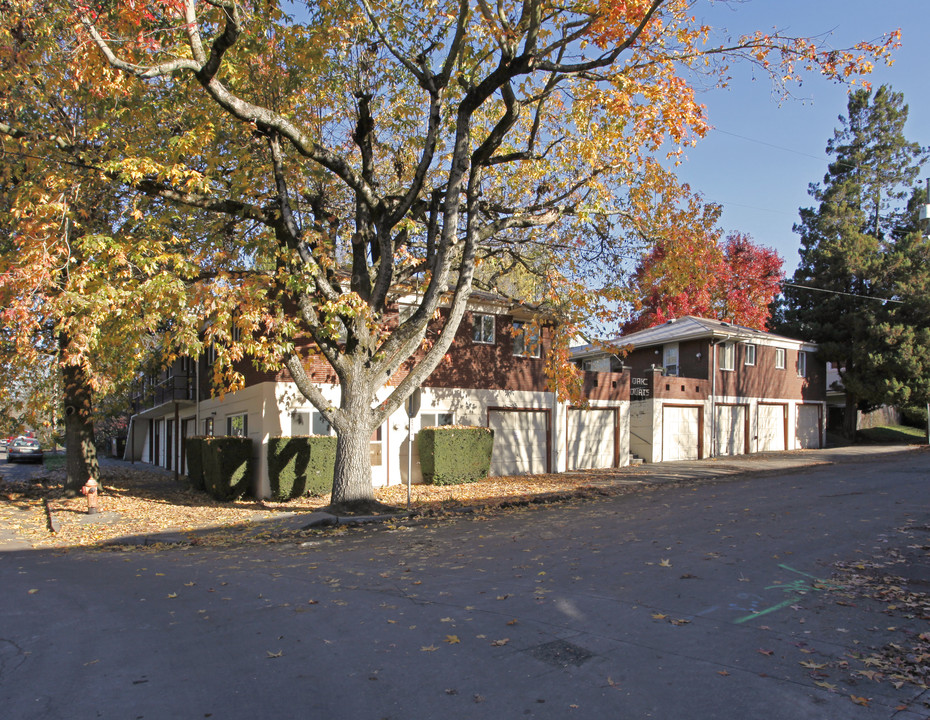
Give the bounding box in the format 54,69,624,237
201,436,254,500
267,436,337,501
185,437,206,491
418,426,494,485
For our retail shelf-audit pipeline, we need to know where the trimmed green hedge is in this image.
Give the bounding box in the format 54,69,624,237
267,436,337,500
201,436,254,500
418,426,494,485
185,437,206,491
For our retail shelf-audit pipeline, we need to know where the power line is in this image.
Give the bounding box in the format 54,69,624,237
782,282,903,304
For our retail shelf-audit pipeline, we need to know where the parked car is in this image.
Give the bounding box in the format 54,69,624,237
7,438,43,463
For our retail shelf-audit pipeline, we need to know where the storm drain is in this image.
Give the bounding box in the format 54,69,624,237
526,639,593,668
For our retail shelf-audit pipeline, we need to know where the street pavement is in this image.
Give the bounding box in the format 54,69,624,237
0,445,928,719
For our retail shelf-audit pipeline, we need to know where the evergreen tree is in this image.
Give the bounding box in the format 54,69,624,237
780,86,928,439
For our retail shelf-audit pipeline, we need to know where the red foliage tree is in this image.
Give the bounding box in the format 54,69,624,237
625,228,783,333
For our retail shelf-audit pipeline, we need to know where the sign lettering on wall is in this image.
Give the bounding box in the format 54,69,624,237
631,376,651,400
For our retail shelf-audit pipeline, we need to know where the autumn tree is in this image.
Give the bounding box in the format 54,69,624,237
622,186,784,332
779,85,928,439
3,0,898,508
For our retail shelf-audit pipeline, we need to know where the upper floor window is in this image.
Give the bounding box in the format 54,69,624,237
663,343,679,376
232,323,242,342
743,343,756,366
512,321,541,358
719,342,735,371
202,417,214,436
775,347,786,369
797,351,808,378
473,314,495,344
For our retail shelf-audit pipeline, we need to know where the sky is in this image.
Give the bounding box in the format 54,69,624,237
671,0,929,275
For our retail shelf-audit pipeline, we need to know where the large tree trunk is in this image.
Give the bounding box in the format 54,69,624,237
328,378,390,514
61,358,100,494
843,391,859,442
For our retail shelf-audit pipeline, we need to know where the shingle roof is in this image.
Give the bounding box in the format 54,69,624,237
571,316,816,358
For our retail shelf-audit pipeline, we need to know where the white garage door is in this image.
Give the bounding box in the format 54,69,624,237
662,406,700,462
567,408,615,470
489,409,549,476
757,404,787,452
715,405,747,456
796,405,822,449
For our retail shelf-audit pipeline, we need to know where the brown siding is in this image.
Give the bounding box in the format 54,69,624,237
715,343,826,401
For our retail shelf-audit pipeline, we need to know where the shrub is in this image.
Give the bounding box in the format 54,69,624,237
267,436,337,500
418,426,494,485
201,436,253,500
185,437,206,491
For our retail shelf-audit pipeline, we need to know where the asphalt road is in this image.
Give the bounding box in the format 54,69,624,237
1,450,928,719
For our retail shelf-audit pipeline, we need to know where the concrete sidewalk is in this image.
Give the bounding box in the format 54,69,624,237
1,443,924,551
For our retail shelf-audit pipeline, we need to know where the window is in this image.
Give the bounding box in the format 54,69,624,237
663,343,679,376
205,343,217,365
202,417,214,436
473,314,495,344
232,323,242,342
291,410,333,436
512,321,541,357
743,343,756,366
226,413,248,437
370,426,383,466
797,351,808,378
421,413,454,428
718,342,735,371
775,347,786,370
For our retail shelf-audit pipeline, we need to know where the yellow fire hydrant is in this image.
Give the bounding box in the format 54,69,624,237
81,478,99,515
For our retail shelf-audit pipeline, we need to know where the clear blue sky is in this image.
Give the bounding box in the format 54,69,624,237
673,0,928,275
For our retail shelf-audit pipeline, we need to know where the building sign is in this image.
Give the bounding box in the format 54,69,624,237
631,376,651,400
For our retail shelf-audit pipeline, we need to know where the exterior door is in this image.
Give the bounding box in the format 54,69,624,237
757,404,787,452
661,405,700,461
714,404,747,456
488,408,550,476
796,404,822,449
567,407,616,470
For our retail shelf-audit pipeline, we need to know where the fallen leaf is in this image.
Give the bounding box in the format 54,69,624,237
651,613,667,620
717,670,730,677
27,589,38,595
757,649,774,656
167,592,178,599
659,559,672,568
266,650,283,658
849,695,869,706
800,661,826,669
421,645,438,652
507,619,519,626
491,638,510,647
814,681,837,692
445,635,460,644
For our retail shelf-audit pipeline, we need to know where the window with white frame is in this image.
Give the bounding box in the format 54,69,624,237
743,343,756,366
202,417,214,436
472,314,495,344
512,321,541,357
797,351,808,377
719,342,735,371
420,412,454,428
663,343,679,376
291,410,334,436
370,426,383,466
775,347,786,369
226,413,248,437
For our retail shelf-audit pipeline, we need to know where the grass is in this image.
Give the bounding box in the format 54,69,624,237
857,425,927,445
43,452,66,471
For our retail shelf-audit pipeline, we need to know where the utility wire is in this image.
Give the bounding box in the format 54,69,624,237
782,281,903,304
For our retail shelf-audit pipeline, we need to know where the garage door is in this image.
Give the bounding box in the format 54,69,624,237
662,406,700,462
757,404,787,452
489,409,549,476
714,405,747,456
796,404,822,449
567,408,616,470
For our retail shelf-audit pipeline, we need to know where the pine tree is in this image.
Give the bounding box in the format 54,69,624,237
781,86,928,439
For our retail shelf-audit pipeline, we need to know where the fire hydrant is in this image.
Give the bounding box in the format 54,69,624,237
81,478,99,515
